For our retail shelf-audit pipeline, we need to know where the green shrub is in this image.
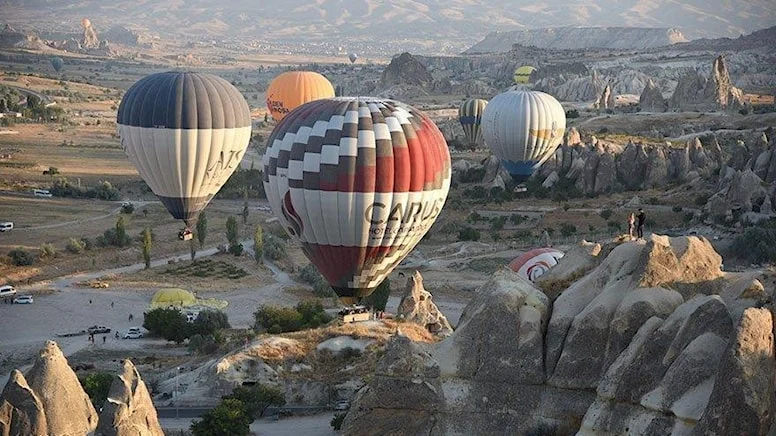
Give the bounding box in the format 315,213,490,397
263,234,287,260
193,310,230,336
458,226,480,241
143,308,191,343
188,334,220,355
296,299,333,329
225,385,285,419
565,109,580,119
253,304,303,333
560,223,577,237
66,238,85,254
672,205,683,212
331,413,346,430
78,372,114,410
228,243,244,256
190,398,251,436
39,243,57,258
732,226,776,264
8,248,34,266
599,209,613,220
695,193,711,206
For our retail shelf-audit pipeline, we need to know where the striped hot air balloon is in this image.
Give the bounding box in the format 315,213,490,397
263,97,451,303
117,71,252,228
508,248,564,282
481,89,566,182
266,71,335,122
458,98,487,150
513,65,536,84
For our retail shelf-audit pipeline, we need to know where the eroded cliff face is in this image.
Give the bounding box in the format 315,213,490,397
343,236,776,436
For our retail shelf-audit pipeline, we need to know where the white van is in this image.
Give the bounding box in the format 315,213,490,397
0,285,16,297
0,222,12,232
33,189,52,198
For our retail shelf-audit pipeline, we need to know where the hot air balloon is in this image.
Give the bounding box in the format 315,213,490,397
348,53,358,64
265,71,335,122
263,97,451,303
117,71,252,236
508,248,564,282
51,57,64,72
513,65,536,84
481,89,566,182
458,98,487,150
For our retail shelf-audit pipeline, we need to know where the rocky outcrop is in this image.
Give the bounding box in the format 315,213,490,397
466,27,687,52
0,371,47,436
396,272,453,336
669,56,745,111
344,236,773,435
639,78,667,112
381,52,433,89
95,360,164,436
102,25,139,46
24,341,98,435
81,18,100,49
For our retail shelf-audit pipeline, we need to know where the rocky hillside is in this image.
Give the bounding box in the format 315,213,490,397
342,235,776,435
0,341,162,436
466,27,687,53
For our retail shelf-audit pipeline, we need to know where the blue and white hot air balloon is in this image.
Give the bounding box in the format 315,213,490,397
481,89,566,182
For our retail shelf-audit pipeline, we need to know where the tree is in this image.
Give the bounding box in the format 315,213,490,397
79,372,114,410
226,216,239,247
193,310,230,335
26,94,40,109
242,188,249,224
253,224,263,263
143,308,191,343
363,278,391,312
115,216,128,248
295,299,332,329
8,247,34,266
196,212,208,246
0,99,6,112
189,239,197,260
190,398,251,436
225,384,286,418
253,304,303,333
142,227,152,269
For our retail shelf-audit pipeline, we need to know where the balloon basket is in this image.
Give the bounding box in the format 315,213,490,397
178,228,193,241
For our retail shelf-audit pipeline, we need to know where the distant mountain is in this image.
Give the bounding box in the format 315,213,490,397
465,27,688,52
0,0,774,52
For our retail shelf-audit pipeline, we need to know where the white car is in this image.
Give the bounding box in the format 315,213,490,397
334,400,350,411
0,222,12,232
123,328,144,339
13,295,33,304
0,285,16,298
33,189,52,198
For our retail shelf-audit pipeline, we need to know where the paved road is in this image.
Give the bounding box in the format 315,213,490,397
156,405,331,419
1,83,51,104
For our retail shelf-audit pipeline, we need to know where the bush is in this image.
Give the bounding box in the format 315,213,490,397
143,308,191,343
672,205,683,212
565,109,580,119
225,384,285,418
254,304,303,333
79,372,114,410
467,211,483,223
599,209,613,220
66,238,86,254
490,216,507,231
732,226,776,264
190,398,251,436
560,223,577,237
458,226,480,241
39,243,57,258
188,334,220,355
193,310,230,336
331,413,346,431
295,299,333,329
695,193,711,206
228,243,244,256
8,248,34,266
50,178,121,200
509,214,526,225
263,234,287,260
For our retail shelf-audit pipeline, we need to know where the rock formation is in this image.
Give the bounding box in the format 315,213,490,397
397,271,453,336
466,27,687,52
95,360,164,436
0,342,163,436
639,78,667,112
669,56,744,111
380,52,433,89
102,25,139,46
81,18,100,49
343,236,776,435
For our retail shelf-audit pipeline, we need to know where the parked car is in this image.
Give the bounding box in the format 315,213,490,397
0,285,16,298
123,327,143,339
33,189,52,198
13,295,33,304
0,222,13,232
335,400,350,411
87,325,111,334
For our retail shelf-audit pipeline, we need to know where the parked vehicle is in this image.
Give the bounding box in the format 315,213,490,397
0,285,16,298
13,295,33,304
87,325,111,334
335,400,350,411
123,327,143,339
33,189,52,198
0,222,13,232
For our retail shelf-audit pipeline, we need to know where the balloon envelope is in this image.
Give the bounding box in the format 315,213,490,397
481,89,566,182
348,53,358,64
458,98,487,149
263,97,451,303
51,57,64,72
265,71,335,122
117,71,252,227
513,65,536,84
508,248,564,281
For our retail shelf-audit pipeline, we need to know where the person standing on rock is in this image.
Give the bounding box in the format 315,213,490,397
636,208,646,239
627,212,636,240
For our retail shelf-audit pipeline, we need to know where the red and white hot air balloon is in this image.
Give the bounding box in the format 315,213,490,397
508,248,565,282
263,97,451,303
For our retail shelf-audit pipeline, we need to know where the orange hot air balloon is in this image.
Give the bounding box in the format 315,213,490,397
265,71,335,122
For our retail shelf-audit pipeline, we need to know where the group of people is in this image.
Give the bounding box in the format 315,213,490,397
627,208,647,240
